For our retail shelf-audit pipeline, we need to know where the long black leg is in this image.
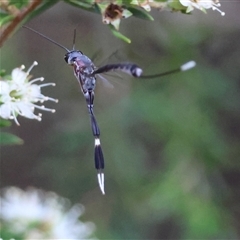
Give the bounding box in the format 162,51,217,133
85,91,105,194
139,61,196,79
92,61,196,79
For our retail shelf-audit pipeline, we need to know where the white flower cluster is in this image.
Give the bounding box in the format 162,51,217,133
0,61,58,125
0,187,96,239
179,0,225,15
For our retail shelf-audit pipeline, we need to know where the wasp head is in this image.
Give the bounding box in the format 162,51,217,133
64,50,83,65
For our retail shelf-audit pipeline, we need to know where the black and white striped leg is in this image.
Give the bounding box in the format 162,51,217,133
89,109,105,195
92,61,196,79
85,91,105,194
92,63,143,77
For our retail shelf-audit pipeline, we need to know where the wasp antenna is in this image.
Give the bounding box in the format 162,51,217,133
72,28,77,50
23,26,70,52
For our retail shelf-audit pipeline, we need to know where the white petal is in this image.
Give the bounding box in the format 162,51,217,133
16,102,35,119
198,0,213,9
179,0,190,7
12,68,27,84
0,81,11,95
0,81,12,103
28,84,41,98
0,103,12,119
1,62,57,124
1,187,96,239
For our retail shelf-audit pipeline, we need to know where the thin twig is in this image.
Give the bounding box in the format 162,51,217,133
0,0,43,47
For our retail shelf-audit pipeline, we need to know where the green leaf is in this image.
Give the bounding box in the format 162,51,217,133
64,0,99,13
0,119,12,127
0,132,23,145
9,0,29,9
0,69,7,78
95,2,107,13
109,25,131,43
0,13,14,27
122,0,133,4
125,6,154,21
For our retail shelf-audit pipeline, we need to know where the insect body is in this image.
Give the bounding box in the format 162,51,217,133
64,49,143,194
23,26,196,195
65,50,104,193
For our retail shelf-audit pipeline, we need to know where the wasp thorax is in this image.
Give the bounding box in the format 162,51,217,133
64,50,83,64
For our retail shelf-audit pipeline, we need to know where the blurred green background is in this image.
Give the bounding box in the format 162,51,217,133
1,1,240,239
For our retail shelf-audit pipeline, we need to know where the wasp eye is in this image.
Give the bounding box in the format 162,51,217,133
64,54,77,65
64,54,69,63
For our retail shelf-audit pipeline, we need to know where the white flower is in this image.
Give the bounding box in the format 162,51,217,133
0,61,58,125
0,187,96,240
179,0,225,15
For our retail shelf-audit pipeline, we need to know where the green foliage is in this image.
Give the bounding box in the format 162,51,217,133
0,0,238,239
0,131,23,145
0,12,14,26
0,69,7,78
125,5,154,21
109,24,131,43
64,0,99,13
0,119,11,127
0,0,191,44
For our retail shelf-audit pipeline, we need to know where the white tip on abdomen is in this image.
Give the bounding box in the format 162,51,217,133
98,172,105,195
